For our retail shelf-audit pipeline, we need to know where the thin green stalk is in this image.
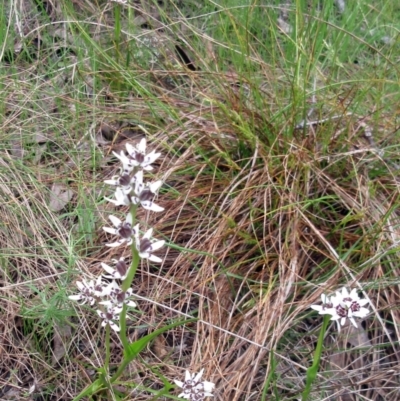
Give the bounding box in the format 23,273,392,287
122,204,139,292
114,4,122,62
96,324,112,390
302,315,331,401
118,304,129,350
113,3,122,92
110,356,131,383
105,323,111,370
119,204,139,349
261,350,277,401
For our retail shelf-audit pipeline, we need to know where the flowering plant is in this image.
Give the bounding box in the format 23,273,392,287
68,138,208,400
302,286,370,401
175,369,215,400
310,287,370,331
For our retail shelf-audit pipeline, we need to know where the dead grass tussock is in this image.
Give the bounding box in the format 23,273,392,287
2,82,400,400
90,111,400,399
135,118,400,400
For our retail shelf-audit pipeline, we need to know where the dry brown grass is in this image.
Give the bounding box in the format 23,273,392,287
1,1,400,400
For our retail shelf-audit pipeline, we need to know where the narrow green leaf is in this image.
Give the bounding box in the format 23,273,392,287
71,379,105,401
126,318,197,359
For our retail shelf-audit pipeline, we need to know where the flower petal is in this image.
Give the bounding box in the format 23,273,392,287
103,227,118,235
101,262,115,274
109,215,122,227
194,369,204,383
147,254,163,263
149,180,163,193
68,295,83,301
141,201,164,212
137,138,146,153
150,240,165,251
143,228,154,240
174,380,184,388
106,239,127,248
109,321,121,332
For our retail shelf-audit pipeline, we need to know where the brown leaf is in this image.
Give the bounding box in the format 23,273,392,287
51,322,72,365
49,183,73,212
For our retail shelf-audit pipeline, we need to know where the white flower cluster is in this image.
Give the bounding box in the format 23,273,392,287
102,139,165,252
311,287,370,331
68,271,136,332
175,370,215,400
69,139,164,332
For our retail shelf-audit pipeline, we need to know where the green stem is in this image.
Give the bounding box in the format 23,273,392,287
110,357,131,383
118,304,129,349
123,244,139,290
119,204,138,349
105,323,111,370
113,3,122,93
114,3,121,62
302,315,330,401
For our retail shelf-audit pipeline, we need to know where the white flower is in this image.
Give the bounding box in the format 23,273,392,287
330,287,370,329
132,170,164,212
310,287,370,331
100,281,137,308
310,293,335,315
174,369,215,400
110,0,127,5
104,172,142,206
97,305,123,332
125,138,161,171
91,275,110,297
103,214,137,247
69,276,108,305
134,224,165,263
112,150,134,174
105,187,131,206
104,172,138,194
101,257,130,280
69,280,96,305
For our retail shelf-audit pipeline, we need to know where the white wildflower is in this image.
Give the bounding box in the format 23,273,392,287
100,281,137,308
134,224,165,263
310,293,335,315
112,150,134,174
104,172,138,193
174,369,215,400
105,187,131,206
310,287,370,331
97,305,123,332
125,138,161,171
101,257,130,280
68,276,108,305
330,287,370,329
132,170,164,212
103,214,137,247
